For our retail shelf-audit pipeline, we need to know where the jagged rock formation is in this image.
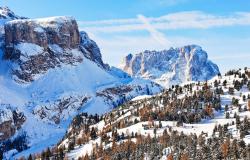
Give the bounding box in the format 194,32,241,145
0,6,26,46
0,106,26,140
4,17,80,50
4,16,82,82
3,17,111,82
80,31,108,69
0,6,25,20
32,95,90,124
120,45,220,87
96,82,155,107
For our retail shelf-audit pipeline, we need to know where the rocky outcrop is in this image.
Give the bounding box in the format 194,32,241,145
80,31,108,69
0,6,26,47
2,16,112,82
0,105,26,141
33,95,90,124
0,6,25,20
4,16,80,51
3,16,83,82
120,45,220,87
96,82,159,107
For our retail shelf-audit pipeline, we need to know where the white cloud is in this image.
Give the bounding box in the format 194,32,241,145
77,18,139,26
93,35,170,66
212,54,250,60
137,14,170,46
78,11,250,33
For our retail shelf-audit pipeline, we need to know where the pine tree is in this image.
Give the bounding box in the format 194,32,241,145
228,87,234,95
59,147,64,159
90,127,97,140
45,147,51,160
180,152,189,160
28,154,33,160
223,80,227,87
248,99,250,111
236,115,241,129
83,154,90,160
167,153,174,160
0,151,3,160
221,140,229,159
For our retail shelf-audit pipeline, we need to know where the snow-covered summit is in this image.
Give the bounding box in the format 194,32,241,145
0,6,24,20
4,15,113,82
120,45,220,87
6,16,76,28
0,6,26,38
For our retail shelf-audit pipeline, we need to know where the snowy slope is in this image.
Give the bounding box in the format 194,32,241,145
58,68,250,160
6,54,161,159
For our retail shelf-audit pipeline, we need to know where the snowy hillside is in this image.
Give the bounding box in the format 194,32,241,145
0,8,162,159
120,45,220,87
46,68,250,160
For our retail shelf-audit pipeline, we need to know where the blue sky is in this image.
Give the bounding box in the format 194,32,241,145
1,0,250,73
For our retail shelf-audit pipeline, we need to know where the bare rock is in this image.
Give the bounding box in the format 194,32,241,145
0,105,26,141
3,16,83,82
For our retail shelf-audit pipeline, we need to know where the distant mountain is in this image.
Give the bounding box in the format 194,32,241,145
120,45,220,87
0,7,162,158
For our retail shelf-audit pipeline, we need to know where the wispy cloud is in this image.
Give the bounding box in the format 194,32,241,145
137,14,170,46
78,11,250,33
212,54,250,60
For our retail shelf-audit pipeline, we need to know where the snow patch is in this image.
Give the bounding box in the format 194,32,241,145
15,43,44,57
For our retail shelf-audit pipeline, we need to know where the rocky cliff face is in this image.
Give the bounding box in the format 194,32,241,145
80,31,108,69
0,105,26,141
3,16,111,82
120,45,220,87
0,6,24,20
4,16,83,82
0,6,25,47
4,16,80,50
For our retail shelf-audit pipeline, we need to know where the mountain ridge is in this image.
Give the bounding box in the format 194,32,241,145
120,45,220,87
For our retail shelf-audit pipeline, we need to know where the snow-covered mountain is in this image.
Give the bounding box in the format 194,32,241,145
0,7,162,158
0,6,25,20
120,45,220,87
0,6,26,36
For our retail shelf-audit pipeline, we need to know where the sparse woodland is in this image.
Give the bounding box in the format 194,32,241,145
24,68,250,160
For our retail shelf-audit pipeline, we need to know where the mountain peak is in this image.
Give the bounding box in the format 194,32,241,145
0,6,24,20
120,45,220,87
4,15,81,82
79,31,108,69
